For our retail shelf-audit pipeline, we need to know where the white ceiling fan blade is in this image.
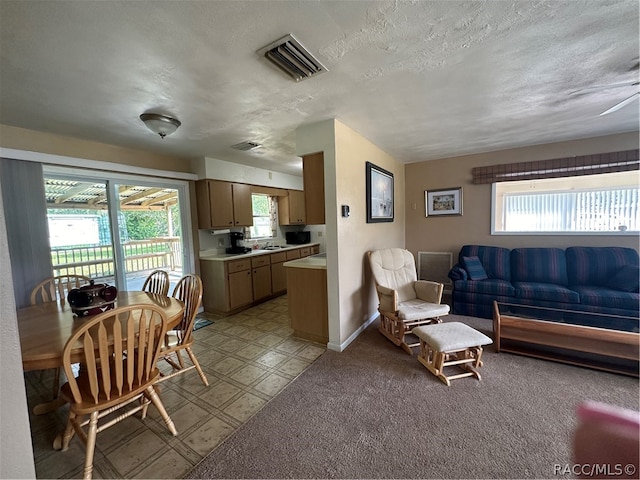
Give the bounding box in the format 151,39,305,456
599,92,639,116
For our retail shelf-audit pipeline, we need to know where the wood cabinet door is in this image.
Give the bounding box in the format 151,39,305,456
232,183,253,226
195,180,213,229
303,152,325,225
252,264,272,301
209,180,235,228
271,261,287,294
228,269,253,309
289,190,306,224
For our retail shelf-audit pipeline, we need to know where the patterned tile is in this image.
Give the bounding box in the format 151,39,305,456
28,295,325,479
222,392,267,422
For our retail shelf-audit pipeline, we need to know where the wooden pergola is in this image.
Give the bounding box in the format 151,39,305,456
44,178,178,211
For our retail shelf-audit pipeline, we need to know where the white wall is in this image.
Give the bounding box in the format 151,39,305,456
198,156,304,189
0,179,36,478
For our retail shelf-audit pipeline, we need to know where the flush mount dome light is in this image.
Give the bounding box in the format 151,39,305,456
140,113,181,139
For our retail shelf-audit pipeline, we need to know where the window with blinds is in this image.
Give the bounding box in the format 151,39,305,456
492,171,639,234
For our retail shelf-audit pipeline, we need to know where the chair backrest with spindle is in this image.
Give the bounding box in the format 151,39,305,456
30,274,91,305
61,304,168,405
142,270,170,296
170,274,203,346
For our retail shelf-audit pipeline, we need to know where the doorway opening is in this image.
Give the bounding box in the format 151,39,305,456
43,169,193,292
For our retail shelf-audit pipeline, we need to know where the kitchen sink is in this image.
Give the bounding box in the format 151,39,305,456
263,246,284,250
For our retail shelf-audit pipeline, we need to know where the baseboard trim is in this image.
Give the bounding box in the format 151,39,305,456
327,312,378,352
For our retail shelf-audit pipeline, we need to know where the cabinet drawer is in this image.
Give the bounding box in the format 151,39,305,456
251,255,271,268
271,252,286,263
286,249,301,260
299,247,311,257
227,258,251,273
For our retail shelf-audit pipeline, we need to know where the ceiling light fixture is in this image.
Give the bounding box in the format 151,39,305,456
139,113,181,139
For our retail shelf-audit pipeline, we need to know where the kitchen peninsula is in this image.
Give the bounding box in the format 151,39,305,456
284,253,328,344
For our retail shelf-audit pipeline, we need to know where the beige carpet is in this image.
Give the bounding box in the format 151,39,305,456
186,314,639,479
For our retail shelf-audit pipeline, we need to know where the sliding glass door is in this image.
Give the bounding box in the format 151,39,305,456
43,166,194,292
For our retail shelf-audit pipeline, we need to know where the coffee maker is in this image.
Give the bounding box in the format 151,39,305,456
226,231,251,254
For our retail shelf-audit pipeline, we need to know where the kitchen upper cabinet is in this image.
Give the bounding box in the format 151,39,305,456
303,152,325,225
278,190,306,225
196,180,252,229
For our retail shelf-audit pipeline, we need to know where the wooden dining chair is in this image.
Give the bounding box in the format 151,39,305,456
142,269,170,296
57,304,177,480
30,274,91,397
157,274,209,386
30,274,91,305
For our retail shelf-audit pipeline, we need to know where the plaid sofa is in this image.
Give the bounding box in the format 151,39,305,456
449,245,640,332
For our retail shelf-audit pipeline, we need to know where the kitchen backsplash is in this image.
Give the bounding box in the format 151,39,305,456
198,224,326,253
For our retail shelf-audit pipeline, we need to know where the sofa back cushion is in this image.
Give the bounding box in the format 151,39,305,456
566,246,640,287
511,248,569,286
459,245,511,281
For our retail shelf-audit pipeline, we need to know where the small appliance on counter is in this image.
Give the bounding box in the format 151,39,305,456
286,231,311,245
226,231,252,254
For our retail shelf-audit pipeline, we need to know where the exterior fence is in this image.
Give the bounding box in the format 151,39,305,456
52,237,182,279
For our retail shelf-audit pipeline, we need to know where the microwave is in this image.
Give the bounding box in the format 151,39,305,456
286,231,311,245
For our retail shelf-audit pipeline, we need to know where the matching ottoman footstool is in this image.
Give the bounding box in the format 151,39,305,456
412,322,493,386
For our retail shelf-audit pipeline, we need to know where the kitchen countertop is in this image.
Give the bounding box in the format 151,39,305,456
283,253,326,270
200,243,320,261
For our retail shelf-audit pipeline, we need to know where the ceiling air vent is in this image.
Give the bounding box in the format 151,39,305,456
231,141,262,151
257,34,328,82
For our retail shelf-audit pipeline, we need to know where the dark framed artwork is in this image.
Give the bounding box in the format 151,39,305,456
366,161,394,223
425,187,463,216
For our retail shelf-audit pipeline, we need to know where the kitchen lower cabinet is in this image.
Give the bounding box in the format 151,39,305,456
251,256,272,301
200,257,253,313
200,244,321,315
270,252,287,294
229,269,253,310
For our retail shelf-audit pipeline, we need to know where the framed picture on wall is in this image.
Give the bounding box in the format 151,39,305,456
366,161,394,223
425,187,463,216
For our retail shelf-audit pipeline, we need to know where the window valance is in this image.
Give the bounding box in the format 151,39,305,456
472,149,639,184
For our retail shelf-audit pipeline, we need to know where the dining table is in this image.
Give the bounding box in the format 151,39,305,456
18,290,185,415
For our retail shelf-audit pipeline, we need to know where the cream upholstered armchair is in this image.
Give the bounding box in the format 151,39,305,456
368,248,450,354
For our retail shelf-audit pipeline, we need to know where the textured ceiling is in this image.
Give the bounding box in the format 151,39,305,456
0,0,638,176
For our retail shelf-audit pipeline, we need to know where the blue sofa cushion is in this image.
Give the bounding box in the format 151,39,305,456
571,285,640,311
461,256,488,280
606,265,640,293
566,247,640,287
512,281,580,304
453,278,515,297
459,245,511,281
511,248,569,285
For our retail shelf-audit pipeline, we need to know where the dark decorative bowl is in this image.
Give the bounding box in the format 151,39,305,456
67,279,118,317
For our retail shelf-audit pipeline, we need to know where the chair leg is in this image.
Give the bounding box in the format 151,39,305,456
176,350,186,369
146,386,177,436
60,411,78,451
185,347,209,386
82,411,99,480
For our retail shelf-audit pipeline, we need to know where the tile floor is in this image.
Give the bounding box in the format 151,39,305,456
24,295,326,479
